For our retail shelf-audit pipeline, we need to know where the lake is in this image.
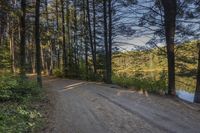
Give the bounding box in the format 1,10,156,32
176,90,195,103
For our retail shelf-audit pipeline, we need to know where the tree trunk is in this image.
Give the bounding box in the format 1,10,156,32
9,26,16,74
0,3,5,47
86,0,96,77
194,42,200,103
107,0,112,83
19,0,26,78
35,0,42,87
82,0,88,80
66,0,71,71
74,0,79,77
103,0,109,83
161,0,176,95
45,0,53,75
41,46,45,74
61,0,67,77
92,0,97,78
55,0,60,69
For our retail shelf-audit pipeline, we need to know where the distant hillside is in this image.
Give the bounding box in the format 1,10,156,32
112,41,198,92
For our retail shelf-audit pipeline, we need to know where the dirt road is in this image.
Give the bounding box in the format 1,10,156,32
43,77,200,133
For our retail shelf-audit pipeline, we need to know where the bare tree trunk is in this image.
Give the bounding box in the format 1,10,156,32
86,0,96,77
92,0,97,78
194,42,200,103
161,0,176,95
61,0,67,77
49,42,54,75
31,49,36,74
83,0,88,80
41,46,45,74
0,3,5,47
103,0,109,83
55,0,60,69
45,0,53,75
19,0,26,78
9,24,16,74
66,0,71,71
35,0,42,87
107,0,112,83
74,0,79,77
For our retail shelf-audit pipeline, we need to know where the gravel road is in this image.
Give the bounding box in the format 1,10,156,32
43,77,200,133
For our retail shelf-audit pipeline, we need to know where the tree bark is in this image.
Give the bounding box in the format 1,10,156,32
107,0,112,83
86,0,96,77
92,0,97,78
61,0,67,77
31,39,36,74
103,0,109,83
194,42,200,103
74,0,79,77
55,0,60,69
0,2,6,47
161,0,176,95
66,0,71,71
83,0,88,80
19,0,26,78
35,0,42,87
9,24,16,74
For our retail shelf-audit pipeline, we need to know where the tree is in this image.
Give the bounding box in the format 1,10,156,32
19,0,26,78
103,0,112,83
60,0,67,77
194,42,200,103
35,0,42,87
160,0,177,95
103,0,108,82
55,0,60,69
92,0,97,78
86,0,96,78
108,0,112,83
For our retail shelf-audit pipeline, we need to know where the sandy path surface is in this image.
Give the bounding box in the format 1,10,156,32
43,77,200,133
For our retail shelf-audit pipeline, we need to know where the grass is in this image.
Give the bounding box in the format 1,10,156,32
0,74,44,133
112,73,167,94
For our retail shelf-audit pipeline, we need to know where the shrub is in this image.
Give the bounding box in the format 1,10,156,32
112,73,167,94
0,74,43,132
0,75,41,102
53,68,63,77
0,104,42,132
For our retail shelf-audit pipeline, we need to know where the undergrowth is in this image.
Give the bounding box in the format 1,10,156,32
112,72,167,94
0,74,44,133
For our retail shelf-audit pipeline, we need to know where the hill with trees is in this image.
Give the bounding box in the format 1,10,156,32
113,41,198,93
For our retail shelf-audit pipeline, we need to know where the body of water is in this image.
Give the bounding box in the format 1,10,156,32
176,90,194,103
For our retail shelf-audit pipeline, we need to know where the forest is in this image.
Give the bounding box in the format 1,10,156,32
0,0,200,132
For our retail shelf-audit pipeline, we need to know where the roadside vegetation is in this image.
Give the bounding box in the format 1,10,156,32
0,74,44,132
112,41,197,93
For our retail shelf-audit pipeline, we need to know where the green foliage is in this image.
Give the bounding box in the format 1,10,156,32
112,72,167,94
53,68,63,77
0,74,43,132
0,41,11,70
0,75,41,102
112,41,198,92
0,104,42,133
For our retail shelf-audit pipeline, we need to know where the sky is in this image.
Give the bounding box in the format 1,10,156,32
45,0,200,51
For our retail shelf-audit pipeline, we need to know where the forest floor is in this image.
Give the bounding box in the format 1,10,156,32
42,77,200,133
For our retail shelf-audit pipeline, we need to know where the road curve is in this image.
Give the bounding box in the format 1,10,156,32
43,77,200,133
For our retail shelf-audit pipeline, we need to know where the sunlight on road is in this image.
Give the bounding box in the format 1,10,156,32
60,82,87,92
117,90,136,96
